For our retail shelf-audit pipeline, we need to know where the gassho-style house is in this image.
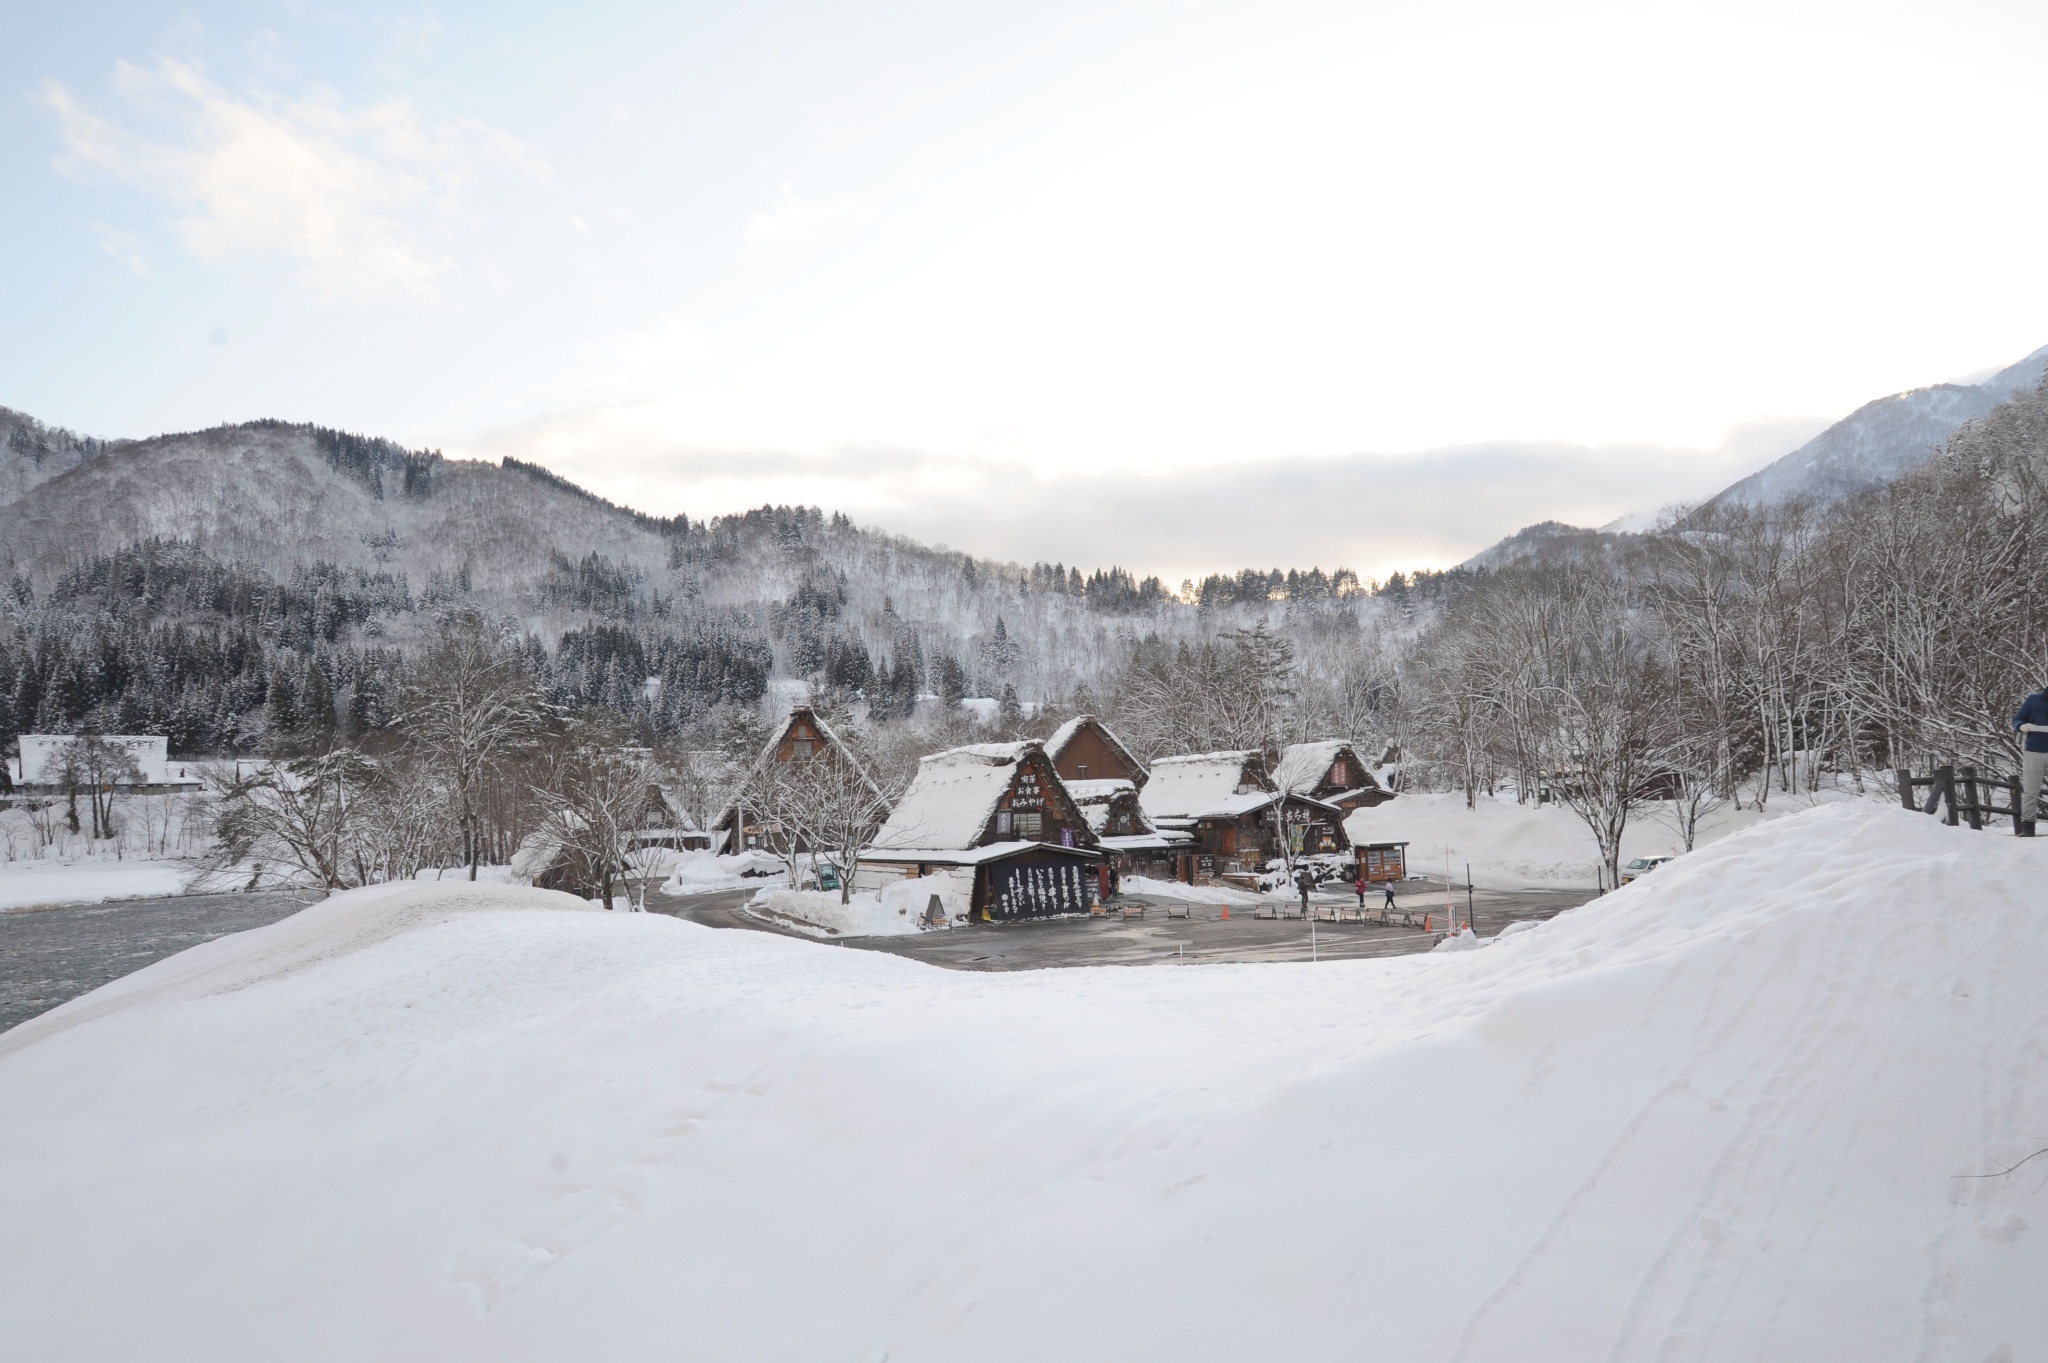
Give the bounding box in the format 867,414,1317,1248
1138,749,1353,887
857,739,1104,920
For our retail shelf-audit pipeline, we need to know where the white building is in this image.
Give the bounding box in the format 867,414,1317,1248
11,735,202,791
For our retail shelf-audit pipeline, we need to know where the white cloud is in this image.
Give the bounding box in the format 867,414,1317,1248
454,400,1819,583
40,58,548,304
87,220,150,277
570,317,715,389
743,183,858,245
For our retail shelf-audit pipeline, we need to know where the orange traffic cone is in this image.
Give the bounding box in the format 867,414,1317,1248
1425,914,1432,933
1222,906,1229,921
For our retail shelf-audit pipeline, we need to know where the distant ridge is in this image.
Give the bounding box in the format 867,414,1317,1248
1457,340,2048,570
1706,343,2048,512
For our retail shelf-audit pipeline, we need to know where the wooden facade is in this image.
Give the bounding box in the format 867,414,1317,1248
1272,739,1395,812
1044,715,1149,788
1142,749,1349,886
714,706,882,854
985,746,1095,849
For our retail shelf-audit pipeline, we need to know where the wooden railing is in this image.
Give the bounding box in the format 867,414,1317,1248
1895,766,2036,836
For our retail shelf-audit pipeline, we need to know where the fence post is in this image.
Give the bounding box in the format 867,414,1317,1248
1958,766,1983,831
1895,768,1915,810
1934,766,1958,826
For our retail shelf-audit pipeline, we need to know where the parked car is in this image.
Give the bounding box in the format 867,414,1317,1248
1620,854,1675,884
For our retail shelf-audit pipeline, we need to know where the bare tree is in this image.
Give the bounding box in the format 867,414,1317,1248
1531,571,1682,886
401,619,552,880
751,746,893,903
202,748,382,890
56,735,145,841
527,727,653,909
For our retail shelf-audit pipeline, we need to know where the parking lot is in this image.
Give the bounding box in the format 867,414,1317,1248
652,880,1600,970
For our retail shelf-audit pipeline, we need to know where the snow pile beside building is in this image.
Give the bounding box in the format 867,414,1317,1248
2,805,2043,1361
747,882,931,937
1119,874,1256,905
660,848,786,893
1345,788,1870,888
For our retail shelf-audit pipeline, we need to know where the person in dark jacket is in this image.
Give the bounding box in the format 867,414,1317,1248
2015,687,2048,830
1295,869,1313,915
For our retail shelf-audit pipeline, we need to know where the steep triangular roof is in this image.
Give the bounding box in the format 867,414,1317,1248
1062,777,1153,837
870,740,1096,852
1272,739,1384,797
715,706,886,835
1043,715,1149,787
1139,750,1273,820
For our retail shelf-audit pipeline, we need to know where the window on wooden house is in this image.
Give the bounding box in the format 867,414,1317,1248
1014,811,1043,839
791,738,814,758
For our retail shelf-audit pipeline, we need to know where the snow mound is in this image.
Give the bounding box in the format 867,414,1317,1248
661,848,785,893
2,804,2043,1360
1120,874,1256,905
747,883,929,937
1345,788,1865,888
0,879,595,1060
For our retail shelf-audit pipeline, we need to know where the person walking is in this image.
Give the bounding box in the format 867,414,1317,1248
1354,874,1368,909
2015,684,2048,833
1295,868,1313,917
1383,881,1397,913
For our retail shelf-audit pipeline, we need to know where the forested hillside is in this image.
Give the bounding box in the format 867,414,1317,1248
0,414,1410,765
7,358,2046,872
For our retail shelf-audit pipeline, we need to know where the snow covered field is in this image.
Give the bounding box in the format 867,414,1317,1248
1347,788,1872,889
0,858,190,912
2,804,2042,1360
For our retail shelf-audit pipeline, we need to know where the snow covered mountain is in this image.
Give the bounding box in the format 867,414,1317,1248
0,406,118,510
1457,340,2048,568
1707,343,2048,512
0,413,1239,743
0,419,675,610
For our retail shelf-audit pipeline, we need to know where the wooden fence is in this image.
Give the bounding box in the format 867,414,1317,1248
1895,766,2036,836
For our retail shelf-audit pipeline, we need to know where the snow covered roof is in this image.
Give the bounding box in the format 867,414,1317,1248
716,706,886,836
869,741,1036,852
1098,831,1194,853
1062,778,1136,802
1139,751,1271,820
1272,740,1358,795
1043,715,1148,786
860,839,1100,866
1062,778,1148,836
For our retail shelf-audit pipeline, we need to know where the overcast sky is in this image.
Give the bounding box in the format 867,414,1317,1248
6,0,2047,583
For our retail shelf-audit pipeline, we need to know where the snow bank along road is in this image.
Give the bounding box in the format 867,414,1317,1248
1,805,2041,1361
